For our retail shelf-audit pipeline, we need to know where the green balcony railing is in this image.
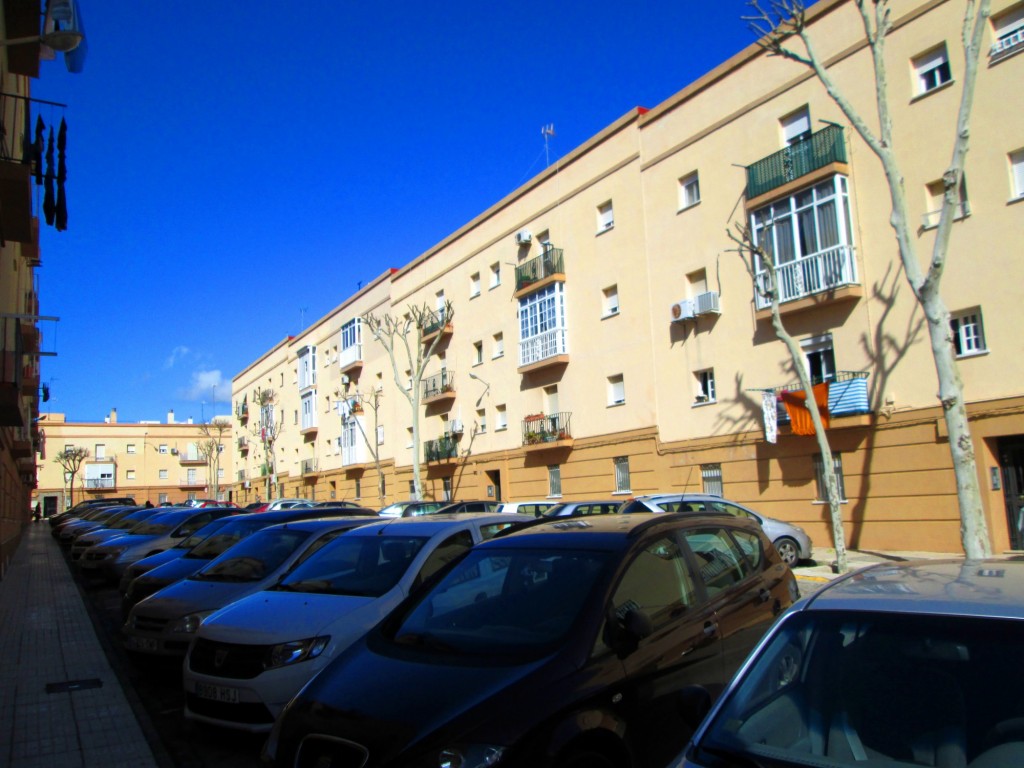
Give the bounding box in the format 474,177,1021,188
515,248,564,292
746,125,847,200
424,436,458,462
422,308,451,337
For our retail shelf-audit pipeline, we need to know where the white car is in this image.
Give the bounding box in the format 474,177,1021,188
182,513,532,732
495,500,559,517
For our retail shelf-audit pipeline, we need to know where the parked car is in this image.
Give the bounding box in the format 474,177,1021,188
70,506,174,562
413,500,501,516
667,557,1024,768
541,500,622,518
496,500,559,517
378,500,442,518
119,506,377,616
181,499,240,509
183,513,534,732
122,517,376,658
617,494,812,567
53,505,140,542
48,497,136,527
263,512,798,768
78,507,237,582
395,501,447,517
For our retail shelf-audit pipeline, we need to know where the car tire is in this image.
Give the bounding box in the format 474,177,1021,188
558,749,619,768
774,536,800,566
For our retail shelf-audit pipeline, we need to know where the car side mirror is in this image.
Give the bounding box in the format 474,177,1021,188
611,607,653,657
676,685,713,731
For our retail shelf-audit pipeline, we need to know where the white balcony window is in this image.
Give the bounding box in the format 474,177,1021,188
991,5,1024,61
518,283,568,367
301,392,317,430
298,345,317,390
913,46,952,95
951,309,987,358
340,318,362,368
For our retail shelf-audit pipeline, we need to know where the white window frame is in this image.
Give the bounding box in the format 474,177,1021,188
473,341,483,366
492,332,504,359
613,456,631,494
603,285,619,317
951,308,987,358
1010,149,1024,201
159,444,168,454
489,263,501,289
801,334,836,384
470,272,481,298
608,374,625,406
991,5,1024,60
702,464,723,496
126,444,136,455
597,201,614,232
781,106,811,146
923,176,970,229
912,46,952,96
159,469,168,480
477,408,487,434
126,469,136,480
301,391,317,430
695,369,716,404
548,464,562,497
496,405,508,431
679,171,701,210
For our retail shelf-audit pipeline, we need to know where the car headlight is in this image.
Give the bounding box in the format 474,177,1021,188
438,745,505,768
265,636,330,670
170,612,211,634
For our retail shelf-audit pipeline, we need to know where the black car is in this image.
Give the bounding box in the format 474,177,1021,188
264,513,798,768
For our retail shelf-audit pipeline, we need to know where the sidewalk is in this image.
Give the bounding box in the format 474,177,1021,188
0,523,159,768
792,545,963,584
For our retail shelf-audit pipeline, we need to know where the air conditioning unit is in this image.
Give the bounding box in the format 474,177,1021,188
670,300,695,322
694,291,721,316
449,419,464,434
515,230,532,246
170,448,178,456
340,374,350,385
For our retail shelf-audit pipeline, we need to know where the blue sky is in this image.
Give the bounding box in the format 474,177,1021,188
34,1,760,424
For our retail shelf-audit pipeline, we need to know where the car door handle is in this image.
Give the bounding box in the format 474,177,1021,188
702,621,718,637
757,588,770,604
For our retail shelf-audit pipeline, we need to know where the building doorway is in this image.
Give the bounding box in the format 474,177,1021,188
486,469,502,503
998,436,1024,551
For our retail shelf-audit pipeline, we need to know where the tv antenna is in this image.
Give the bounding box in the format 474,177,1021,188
541,124,555,167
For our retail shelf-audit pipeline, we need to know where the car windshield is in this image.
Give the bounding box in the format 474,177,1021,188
274,535,428,597
388,548,610,658
185,520,268,559
694,608,1024,768
192,528,313,582
173,518,232,550
109,513,152,530
128,517,181,536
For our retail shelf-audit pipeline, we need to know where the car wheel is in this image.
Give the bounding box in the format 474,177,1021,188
558,750,618,768
774,536,800,566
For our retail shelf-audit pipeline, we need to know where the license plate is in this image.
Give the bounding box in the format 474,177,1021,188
127,636,160,653
195,682,240,704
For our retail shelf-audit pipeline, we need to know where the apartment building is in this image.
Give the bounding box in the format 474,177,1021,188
232,0,1024,553
33,410,235,512
0,0,82,575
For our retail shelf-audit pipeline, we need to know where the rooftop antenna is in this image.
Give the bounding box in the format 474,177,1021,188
299,306,308,329
541,124,555,167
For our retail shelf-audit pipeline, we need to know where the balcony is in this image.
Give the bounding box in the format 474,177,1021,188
342,440,366,467
746,125,847,202
179,453,205,466
422,370,456,406
1,319,26,427
515,247,565,295
237,436,248,452
301,458,319,476
754,245,861,316
522,411,574,452
424,436,459,462
990,27,1024,62
422,309,453,344
237,470,247,482
236,402,249,421
339,343,363,373
180,475,206,489
518,328,569,373
769,371,871,429
84,478,116,490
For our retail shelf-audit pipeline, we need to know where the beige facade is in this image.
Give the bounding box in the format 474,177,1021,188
231,0,1024,553
33,411,235,511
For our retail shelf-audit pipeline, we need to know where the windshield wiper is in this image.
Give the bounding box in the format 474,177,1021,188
274,579,333,593
394,632,458,651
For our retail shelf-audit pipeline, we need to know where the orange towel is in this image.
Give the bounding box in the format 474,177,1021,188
780,381,830,435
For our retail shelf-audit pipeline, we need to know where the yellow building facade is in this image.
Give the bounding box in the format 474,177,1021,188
231,0,1024,553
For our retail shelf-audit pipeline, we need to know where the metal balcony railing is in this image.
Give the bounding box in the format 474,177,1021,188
515,247,564,292
237,470,247,482
422,308,451,337
521,411,573,445
236,403,249,420
84,478,115,489
518,328,568,368
424,436,458,462
301,458,318,474
755,244,858,310
746,125,847,200
770,371,871,422
422,369,456,400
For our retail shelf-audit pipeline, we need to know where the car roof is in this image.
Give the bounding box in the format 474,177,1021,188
802,558,1024,620
346,512,531,536
480,512,751,551
258,517,372,534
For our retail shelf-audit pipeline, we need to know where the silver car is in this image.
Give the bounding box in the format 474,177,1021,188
618,494,812,566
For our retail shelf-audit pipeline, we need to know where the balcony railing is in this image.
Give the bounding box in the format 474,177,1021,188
301,458,318,475
515,248,564,292
991,27,1024,61
770,371,871,423
422,308,451,338
755,244,858,310
84,478,116,489
521,411,572,446
339,343,362,370
237,436,248,451
422,369,456,401
237,470,247,482
236,403,249,421
424,436,459,462
746,125,847,200
180,475,206,488
519,328,568,368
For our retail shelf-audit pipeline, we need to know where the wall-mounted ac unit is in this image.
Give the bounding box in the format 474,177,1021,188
340,374,350,385
515,230,532,246
449,419,464,434
170,448,179,455
670,300,695,322
694,291,721,316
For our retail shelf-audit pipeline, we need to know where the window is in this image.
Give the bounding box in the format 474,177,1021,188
376,424,385,446
991,5,1024,60
158,444,168,454
1010,150,1024,200
781,106,811,145
477,408,486,434
913,46,952,95
548,465,562,497
489,263,501,288
702,464,723,496
294,409,299,426
442,477,453,502
814,453,848,502
470,272,481,298
607,536,695,639
496,405,507,431
126,470,136,480
405,370,412,391
158,493,169,505
597,200,614,232
298,345,317,389
473,341,483,365
802,334,836,384
218,469,224,480
492,332,504,359
681,528,753,597
409,480,416,497
603,285,619,317
354,477,361,499
301,391,317,430
406,427,414,448
679,171,701,209
518,283,567,366
695,369,716,404
613,456,631,493
923,176,970,228
159,469,168,480
126,444,136,455
340,318,362,363
92,444,104,459
951,308,987,357
608,374,625,406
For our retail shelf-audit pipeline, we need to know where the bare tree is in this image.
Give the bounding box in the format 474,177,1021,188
198,418,231,499
54,446,89,509
744,0,992,558
730,227,849,572
364,301,454,500
250,387,283,501
335,383,387,504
